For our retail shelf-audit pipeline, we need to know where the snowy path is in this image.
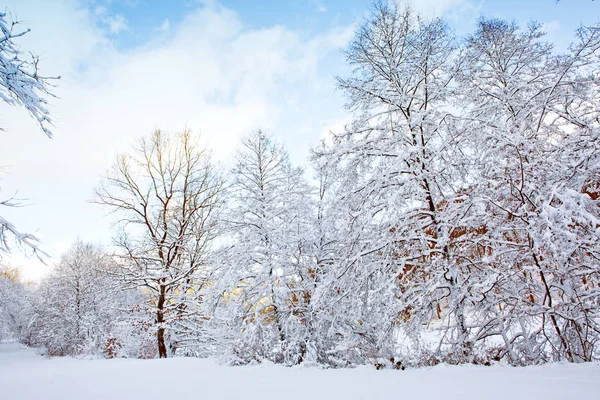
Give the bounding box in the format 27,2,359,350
1,343,598,400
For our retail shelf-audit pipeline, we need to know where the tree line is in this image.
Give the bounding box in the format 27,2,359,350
1,2,599,367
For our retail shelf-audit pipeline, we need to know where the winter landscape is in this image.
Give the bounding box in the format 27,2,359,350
1,0,600,399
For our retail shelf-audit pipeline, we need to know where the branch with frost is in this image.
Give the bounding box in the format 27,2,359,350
0,11,58,258
0,12,59,138
0,214,45,259
0,190,46,258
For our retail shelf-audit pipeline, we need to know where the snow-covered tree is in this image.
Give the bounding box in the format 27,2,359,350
311,1,483,365
212,130,313,364
28,242,117,355
94,129,224,358
27,242,152,358
0,266,32,342
311,3,600,366
457,18,600,363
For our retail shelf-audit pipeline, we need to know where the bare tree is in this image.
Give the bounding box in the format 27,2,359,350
94,129,224,358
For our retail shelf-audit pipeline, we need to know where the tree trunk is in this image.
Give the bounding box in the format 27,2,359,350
157,284,168,358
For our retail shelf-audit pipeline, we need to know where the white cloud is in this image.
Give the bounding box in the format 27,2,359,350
105,13,129,35
94,5,107,16
0,0,352,280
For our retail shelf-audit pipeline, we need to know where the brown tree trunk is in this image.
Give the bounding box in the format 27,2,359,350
157,284,168,358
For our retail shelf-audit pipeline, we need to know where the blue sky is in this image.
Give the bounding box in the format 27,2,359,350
94,0,364,48
0,0,599,280
96,0,599,50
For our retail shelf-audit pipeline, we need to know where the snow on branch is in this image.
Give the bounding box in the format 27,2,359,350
0,12,59,138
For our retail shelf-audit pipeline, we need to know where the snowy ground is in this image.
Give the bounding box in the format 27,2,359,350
1,343,598,400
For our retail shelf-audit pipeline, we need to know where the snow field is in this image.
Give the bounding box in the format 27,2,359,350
1,343,598,400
